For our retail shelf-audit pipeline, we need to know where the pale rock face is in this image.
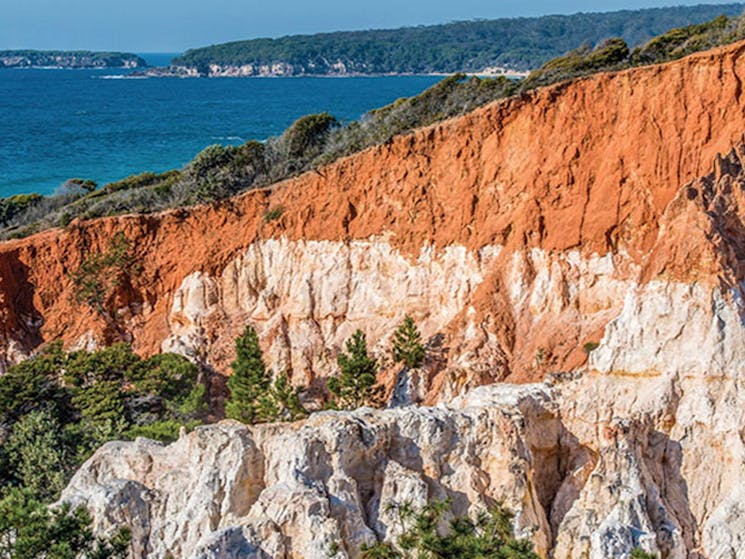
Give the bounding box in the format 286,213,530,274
60,374,745,559
158,239,642,392
61,385,560,559
161,239,502,386
590,280,745,378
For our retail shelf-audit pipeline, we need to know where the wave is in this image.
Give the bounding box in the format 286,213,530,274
211,136,246,142
95,74,149,80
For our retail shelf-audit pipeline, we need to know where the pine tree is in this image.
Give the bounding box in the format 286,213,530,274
328,330,381,409
225,326,271,424
391,316,426,369
258,373,307,422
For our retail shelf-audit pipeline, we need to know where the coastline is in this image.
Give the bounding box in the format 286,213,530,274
133,66,530,79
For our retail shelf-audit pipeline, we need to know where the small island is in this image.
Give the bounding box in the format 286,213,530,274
0,50,147,69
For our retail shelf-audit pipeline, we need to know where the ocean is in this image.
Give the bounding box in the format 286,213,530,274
0,53,440,198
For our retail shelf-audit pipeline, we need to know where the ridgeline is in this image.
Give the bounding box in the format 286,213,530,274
170,4,744,76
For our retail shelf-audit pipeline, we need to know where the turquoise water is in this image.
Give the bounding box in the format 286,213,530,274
0,55,440,197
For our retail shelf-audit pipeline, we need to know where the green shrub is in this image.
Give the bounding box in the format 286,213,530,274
257,373,307,422
103,170,181,194
583,341,600,354
631,15,737,64
0,342,208,502
0,488,131,559
3,410,72,502
225,325,307,424
285,113,338,158
64,178,98,192
264,206,284,222
525,38,630,87
631,548,658,559
225,325,272,424
68,232,137,328
0,193,42,226
361,499,540,559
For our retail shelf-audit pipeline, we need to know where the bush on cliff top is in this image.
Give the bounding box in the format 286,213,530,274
4,11,745,239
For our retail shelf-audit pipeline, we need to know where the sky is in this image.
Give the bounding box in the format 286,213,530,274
0,0,740,52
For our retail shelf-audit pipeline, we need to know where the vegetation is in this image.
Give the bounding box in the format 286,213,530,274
69,233,139,333
630,549,658,559
583,341,600,354
264,206,284,222
0,194,42,227
225,325,307,424
0,342,208,503
0,50,147,68
5,11,745,239
360,499,540,559
526,13,745,86
0,341,208,556
173,5,743,74
391,316,426,369
225,326,271,423
0,489,131,559
328,330,382,409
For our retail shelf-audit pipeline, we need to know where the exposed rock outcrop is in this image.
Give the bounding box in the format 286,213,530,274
61,375,745,559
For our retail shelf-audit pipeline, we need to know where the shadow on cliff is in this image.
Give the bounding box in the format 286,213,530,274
643,429,699,557
0,251,44,369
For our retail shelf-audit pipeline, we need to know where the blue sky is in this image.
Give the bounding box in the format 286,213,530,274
0,0,739,52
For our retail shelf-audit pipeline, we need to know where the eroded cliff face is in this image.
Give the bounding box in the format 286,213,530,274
3,41,745,395
6,39,745,559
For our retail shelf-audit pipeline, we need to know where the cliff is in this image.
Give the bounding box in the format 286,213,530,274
2,41,745,391
6,39,745,558
0,50,147,69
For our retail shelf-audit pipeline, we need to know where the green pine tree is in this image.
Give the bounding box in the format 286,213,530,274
258,373,307,422
391,316,426,369
328,330,382,410
225,326,271,424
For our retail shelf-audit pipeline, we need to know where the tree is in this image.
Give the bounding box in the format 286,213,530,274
3,410,71,502
0,489,130,559
68,233,138,334
225,326,271,424
391,316,426,369
328,330,382,409
258,373,307,422
0,341,209,503
361,499,540,559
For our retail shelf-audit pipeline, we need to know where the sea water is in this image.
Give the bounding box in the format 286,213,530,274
0,55,440,197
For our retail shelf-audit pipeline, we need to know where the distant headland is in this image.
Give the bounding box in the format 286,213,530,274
137,3,744,77
0,50,147,69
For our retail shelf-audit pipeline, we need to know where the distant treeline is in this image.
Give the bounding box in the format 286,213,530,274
0,50,147,69
173,4,744,74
